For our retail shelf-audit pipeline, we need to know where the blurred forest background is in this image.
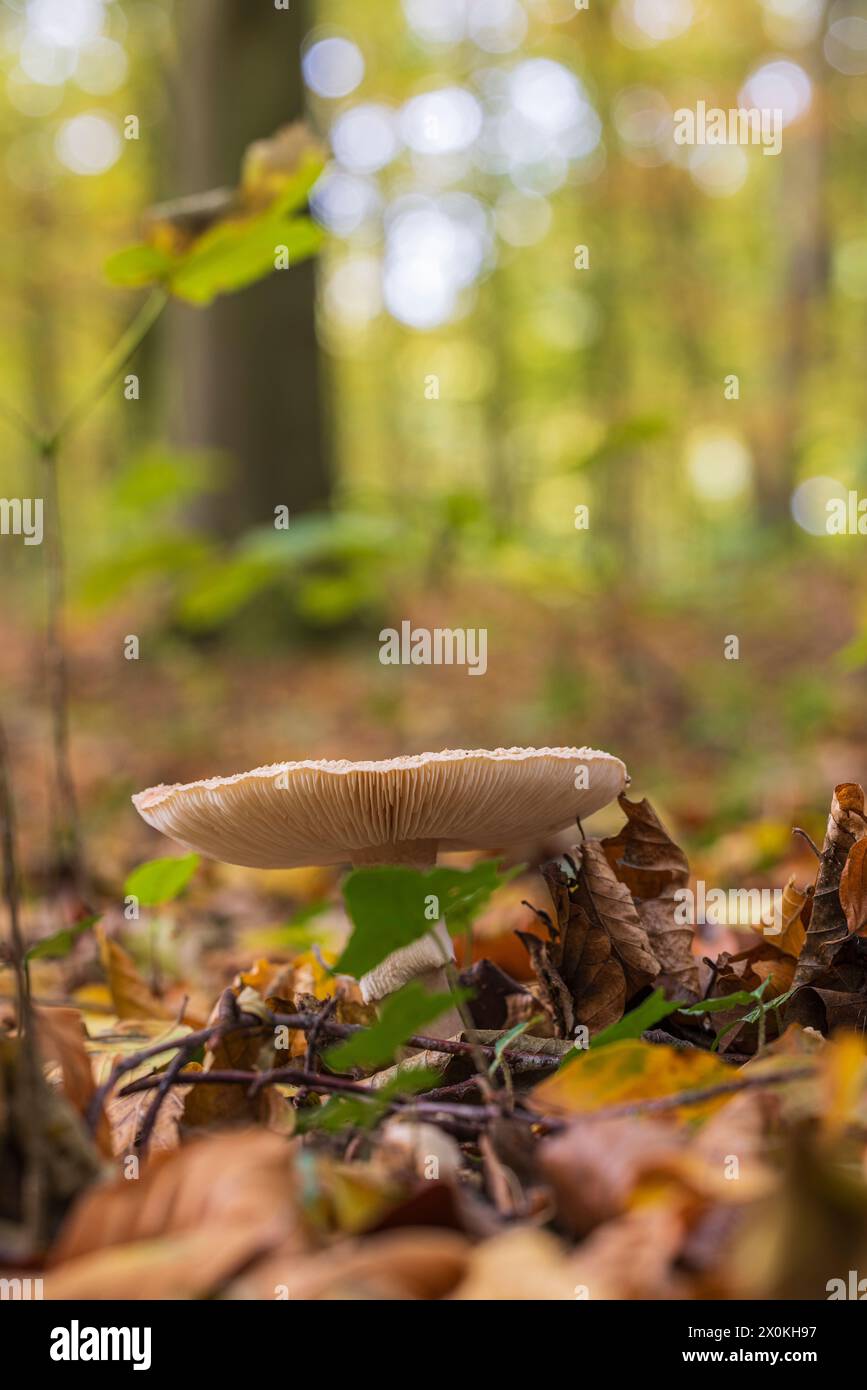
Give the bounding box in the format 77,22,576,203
1,0,867,900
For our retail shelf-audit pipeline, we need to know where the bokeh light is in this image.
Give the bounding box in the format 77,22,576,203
825,14,867,75
302,36,365,99
29,0,105,48
55,111,120,175
383,193,490,329
687,430,752,501
331,103,400,174
468,0,528,54
739,60,812,126
310,168,382,239
400,87,483,154
759,0,824,47
322,255,383,327
401,0,467,45
494,188,552,246
614,0,694,48
688,145,749,197
791,476,847,534
75,37,128,95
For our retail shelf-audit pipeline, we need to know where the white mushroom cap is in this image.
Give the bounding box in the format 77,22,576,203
132,746,627,870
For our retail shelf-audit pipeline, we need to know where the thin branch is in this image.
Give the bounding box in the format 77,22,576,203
792,826,823,860
39,437,82,890
85,1006,562,1134
0,393,42,449
46,288,168,448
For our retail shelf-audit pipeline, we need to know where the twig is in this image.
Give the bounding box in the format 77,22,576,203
270,1012,561,1074
85,1005,562,1135
119,1065,517,1135
0,717,28,1009
0,393,42,448
39,436,83,892
133,987,238,1155
304,994,338,1074
0,716,48,1241
45,289,168,447
792,827,822,860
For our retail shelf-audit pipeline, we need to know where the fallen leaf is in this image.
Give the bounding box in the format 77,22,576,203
96,927,171,1022
47,1130,307,1299
36,1007,112,1156
577,841,661,997
227,1228,470,1301
840,838,867,937
602,795,699,998
795,782,867,987
530,1040,736,1122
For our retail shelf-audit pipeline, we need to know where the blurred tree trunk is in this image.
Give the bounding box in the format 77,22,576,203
169,0,329,535
754,6,830,524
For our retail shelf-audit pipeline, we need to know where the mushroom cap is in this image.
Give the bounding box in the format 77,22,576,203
132,746,627,870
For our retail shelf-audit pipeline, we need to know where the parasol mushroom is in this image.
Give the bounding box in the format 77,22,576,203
132,746,627,1037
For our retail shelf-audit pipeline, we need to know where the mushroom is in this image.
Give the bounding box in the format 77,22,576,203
132,746,627,1038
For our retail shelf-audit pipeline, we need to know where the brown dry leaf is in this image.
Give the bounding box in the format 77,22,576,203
602,795,699,999
35,1006,112,1157
47,1130,307,1299
227,1229,470,1301
538,853,649,1037
451,1227,587,1300
567,1198,693,1300
575,840,660,997
840,838,867,937
690,1088,777,1198
96,926,171,1022
795,782,867,987
106,1076,195,1157
539,1116,685,1236
515,929,574,1037
182,1005,275,1130
707,942,792,1053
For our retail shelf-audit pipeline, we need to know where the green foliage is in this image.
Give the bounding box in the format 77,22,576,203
105,152,324,305
124,853,200,907
488,1016,542,1076
336,859,519,980
323,981,472,1071
104,244,176,288
26,915,99,961
168,214,322,306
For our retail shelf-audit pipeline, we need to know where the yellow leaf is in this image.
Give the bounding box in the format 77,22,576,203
96,926,171,1022
530,1041,736,1122
751,874,807,958
819,1032,867,1138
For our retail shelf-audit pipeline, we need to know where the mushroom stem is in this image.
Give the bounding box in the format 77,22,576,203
352,840,463,1040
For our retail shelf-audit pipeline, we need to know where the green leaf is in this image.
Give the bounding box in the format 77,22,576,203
556,988,680,1064
489,1016,542,1075
336,859,519,980
168,213,322,306
124,854,200,907
26,915,99,961
323,981,472,1071
681,990,757,1016
104,243,176,287
592,989,680,1048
